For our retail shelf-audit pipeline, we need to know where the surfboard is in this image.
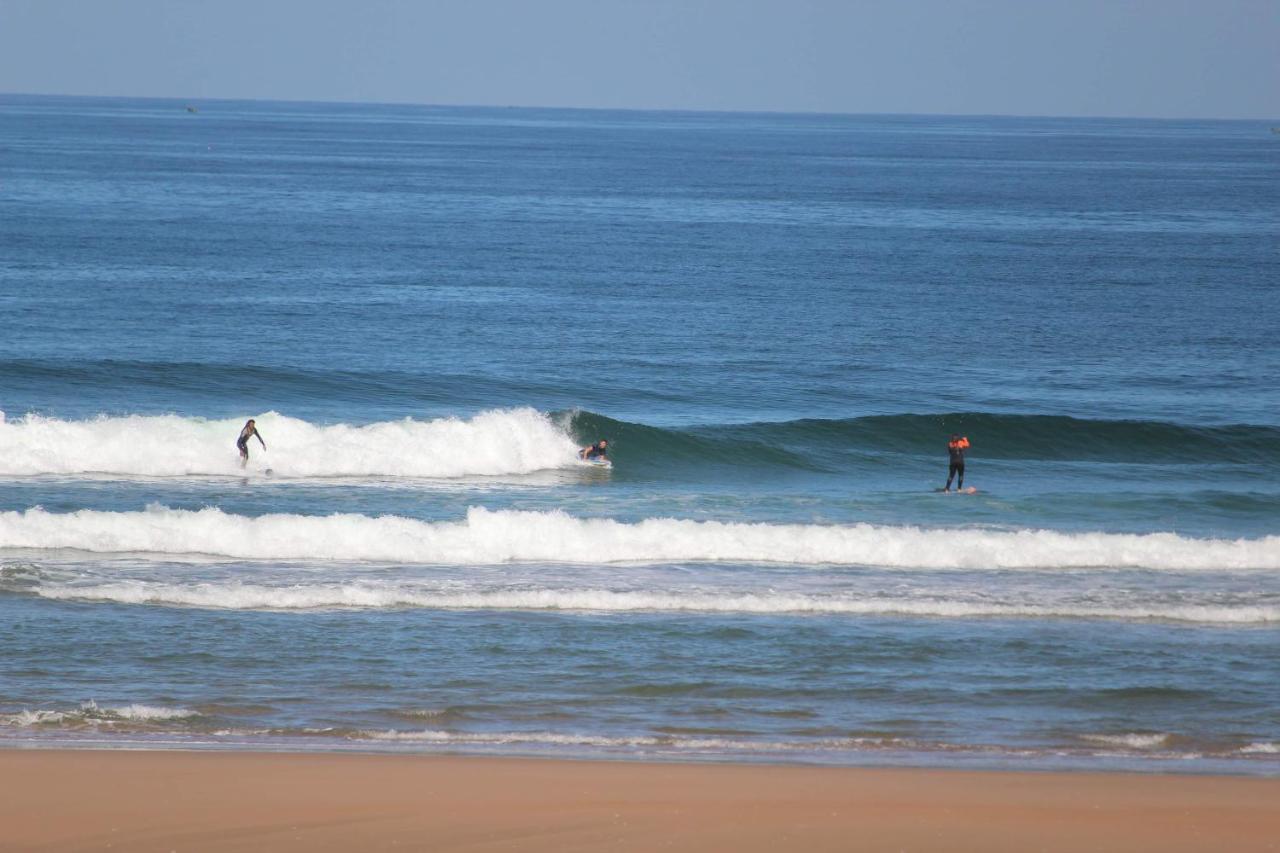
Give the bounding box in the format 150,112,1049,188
585,458,612,469
934,486,977,494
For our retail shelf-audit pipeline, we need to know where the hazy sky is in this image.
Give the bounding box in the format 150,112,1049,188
1,0,1276,118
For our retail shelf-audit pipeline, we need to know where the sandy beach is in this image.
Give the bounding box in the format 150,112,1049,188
1,750,1276,852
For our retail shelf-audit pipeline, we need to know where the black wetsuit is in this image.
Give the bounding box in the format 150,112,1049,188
945,441,966,490
583,443,607,460
237,425,260,457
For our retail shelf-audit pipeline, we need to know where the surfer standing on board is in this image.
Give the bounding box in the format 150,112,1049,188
236,419,266,468
944,433,969,492
579,439,609,461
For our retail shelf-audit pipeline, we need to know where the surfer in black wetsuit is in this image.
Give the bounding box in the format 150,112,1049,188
944,434,969,492
579,439,609,461
237,419,266,467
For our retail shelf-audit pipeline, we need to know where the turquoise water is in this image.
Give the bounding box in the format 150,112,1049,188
1,95,1277,772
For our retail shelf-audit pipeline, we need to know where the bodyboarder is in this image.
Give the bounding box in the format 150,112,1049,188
579,439,609,462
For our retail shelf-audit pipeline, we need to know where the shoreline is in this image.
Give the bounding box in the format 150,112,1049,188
5,730,1279,774
2,749,1278,851
5,736,1278,778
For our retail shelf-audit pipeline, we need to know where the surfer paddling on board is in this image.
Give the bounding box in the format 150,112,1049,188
579,439,609,462
236,419,266,468
944,434,969,492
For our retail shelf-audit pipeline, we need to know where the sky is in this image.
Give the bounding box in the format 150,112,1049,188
0,0,1276,119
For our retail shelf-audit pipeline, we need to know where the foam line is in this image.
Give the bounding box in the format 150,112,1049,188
28,580,1278,622
1,505,1277,570
1,700,197,727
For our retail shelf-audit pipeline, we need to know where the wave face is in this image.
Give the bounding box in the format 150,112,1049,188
1,505,1276,570
565,410,1280,468
0,408,580,478
2,408,1273,482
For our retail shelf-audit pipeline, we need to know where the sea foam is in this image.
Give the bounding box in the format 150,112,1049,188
1,700,197,727
0,409,580,478
2,504,1278,570
29,580,1278,623
1080,732,1170,749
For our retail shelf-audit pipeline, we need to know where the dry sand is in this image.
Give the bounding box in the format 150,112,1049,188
1,750,1276,852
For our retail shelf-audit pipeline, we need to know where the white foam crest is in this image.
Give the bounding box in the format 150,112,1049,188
1,700,197,727
109,703,198,721
3,505,1279,571
28,580,1279,623
351,730,989,756
0,409,579,478
1081,733,1170,749
2,709,74,726
1240,742,1279,754
355,729,770,752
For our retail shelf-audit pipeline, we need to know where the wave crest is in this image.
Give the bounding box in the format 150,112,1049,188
0,408,579,478
27,580,1278,623
565,410,1280,467
2,700,197,727
1,505,1277,570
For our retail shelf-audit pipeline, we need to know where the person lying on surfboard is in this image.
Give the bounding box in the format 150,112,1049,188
944,433,969,492
237,418,266,468
579,439,609,462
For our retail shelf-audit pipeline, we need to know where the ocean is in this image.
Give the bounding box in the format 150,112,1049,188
1,94,1276,773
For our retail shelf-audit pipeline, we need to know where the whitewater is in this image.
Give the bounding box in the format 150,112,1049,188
0,409,581,478
21,577,1274,624
1,504,1277,570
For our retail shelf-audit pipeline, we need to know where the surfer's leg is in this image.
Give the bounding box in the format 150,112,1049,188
956,463,964,490
945,463,957,491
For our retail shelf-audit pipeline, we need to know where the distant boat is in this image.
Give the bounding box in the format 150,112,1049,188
185,105,198,114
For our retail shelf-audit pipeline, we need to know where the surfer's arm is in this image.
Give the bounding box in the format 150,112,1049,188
255,431,266,449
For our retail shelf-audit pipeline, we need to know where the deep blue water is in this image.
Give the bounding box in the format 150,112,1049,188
1,95,1277,772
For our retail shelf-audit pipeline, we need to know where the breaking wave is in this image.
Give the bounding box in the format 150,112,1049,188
1,505,1277,570
1,700,197,727
1080,732,1171,749
3,407,1275,483
0,408,580,478
565,409,1280,468
26,580,1278,623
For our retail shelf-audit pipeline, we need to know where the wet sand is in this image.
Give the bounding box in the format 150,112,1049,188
1,750,1277,852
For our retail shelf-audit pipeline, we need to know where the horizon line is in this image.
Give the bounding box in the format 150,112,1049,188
2,90,1276,125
